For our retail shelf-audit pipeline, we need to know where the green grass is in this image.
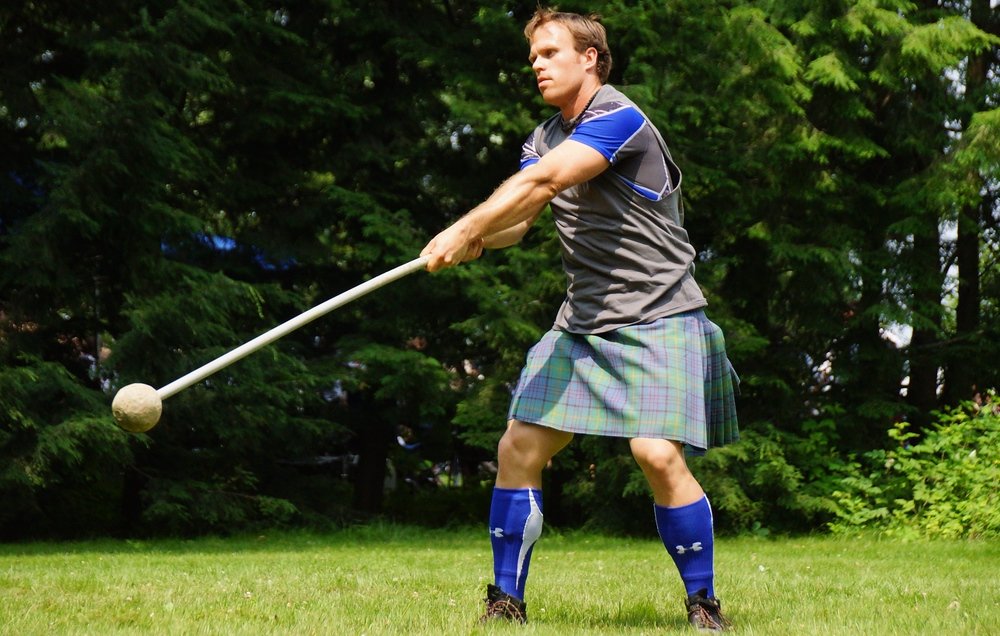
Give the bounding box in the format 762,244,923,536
1,525,997,635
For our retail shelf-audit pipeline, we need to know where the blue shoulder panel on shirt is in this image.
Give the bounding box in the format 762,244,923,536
520,130,541,170
569,107,646,163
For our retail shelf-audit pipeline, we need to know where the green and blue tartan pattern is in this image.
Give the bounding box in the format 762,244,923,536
508,310,739,451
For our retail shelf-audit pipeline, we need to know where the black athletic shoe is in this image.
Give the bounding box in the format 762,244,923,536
685,588,730,632
479,584,527,624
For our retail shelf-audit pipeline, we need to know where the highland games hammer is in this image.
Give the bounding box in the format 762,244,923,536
111,256,430,432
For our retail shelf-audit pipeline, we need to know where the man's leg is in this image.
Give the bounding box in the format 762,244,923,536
484,420,572,620
629,438,704,508
496,419,573,489
630,439,728,628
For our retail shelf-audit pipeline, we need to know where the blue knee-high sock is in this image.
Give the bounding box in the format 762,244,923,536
489,487,543,601
654,495,716,597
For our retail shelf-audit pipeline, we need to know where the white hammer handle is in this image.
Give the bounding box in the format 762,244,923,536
157,256,429,400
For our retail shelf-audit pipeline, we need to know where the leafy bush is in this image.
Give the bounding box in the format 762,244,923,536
688,418,850,535
551,422,851,536
140,473,303,537
559,437,660,535
0,358,135,539
830,395,1000,539
385,484,493,527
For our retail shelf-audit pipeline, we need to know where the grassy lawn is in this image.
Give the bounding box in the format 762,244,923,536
1,525,996,635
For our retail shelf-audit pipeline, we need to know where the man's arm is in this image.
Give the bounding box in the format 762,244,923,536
421,140,609,271
482,218,537,249
453,217,536,267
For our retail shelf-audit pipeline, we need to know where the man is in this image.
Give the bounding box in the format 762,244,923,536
421,8,738,632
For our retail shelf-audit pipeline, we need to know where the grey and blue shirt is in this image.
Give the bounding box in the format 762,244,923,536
520,84,706,334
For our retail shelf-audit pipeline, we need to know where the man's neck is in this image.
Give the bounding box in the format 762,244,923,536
560,80,604,121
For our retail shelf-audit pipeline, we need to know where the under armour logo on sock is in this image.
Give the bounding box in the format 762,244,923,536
492,527,505,538
675,542,703,555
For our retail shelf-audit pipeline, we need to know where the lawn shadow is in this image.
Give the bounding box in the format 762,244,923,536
540,599,687,631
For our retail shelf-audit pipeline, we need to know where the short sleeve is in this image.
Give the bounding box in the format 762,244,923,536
520,131,540,170
568,107,647,164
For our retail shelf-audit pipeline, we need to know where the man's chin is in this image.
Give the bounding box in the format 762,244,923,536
538,89,562,108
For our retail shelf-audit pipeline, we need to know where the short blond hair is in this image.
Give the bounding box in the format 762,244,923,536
524,8,613,83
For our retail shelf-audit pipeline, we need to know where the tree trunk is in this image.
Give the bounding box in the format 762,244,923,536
844,235,905,449
943,0,991,405
119,465,147,537
906,227,943,427
944,200,982,404
353,397,393,514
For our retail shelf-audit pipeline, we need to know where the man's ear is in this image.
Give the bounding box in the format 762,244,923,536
583,47,599,72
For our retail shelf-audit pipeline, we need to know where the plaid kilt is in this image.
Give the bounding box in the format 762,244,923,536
508,310,739,452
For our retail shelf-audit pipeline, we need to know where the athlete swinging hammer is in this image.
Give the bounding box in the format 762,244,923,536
422,8,739,631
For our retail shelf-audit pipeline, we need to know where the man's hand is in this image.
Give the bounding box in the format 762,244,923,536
463,236,485,262
420,220,483,272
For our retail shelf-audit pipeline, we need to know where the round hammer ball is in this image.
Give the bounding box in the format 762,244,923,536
112,383,162,433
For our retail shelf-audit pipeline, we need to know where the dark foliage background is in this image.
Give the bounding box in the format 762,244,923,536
2,0,998,539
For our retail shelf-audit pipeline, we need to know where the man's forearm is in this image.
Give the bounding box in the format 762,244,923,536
457,168,556,241
483,219,536,249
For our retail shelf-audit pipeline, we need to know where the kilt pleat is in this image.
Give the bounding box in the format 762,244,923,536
508,310,739,452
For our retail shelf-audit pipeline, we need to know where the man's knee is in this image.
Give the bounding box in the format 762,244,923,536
497,427,527,467
632,439,689,479
497,420,571,470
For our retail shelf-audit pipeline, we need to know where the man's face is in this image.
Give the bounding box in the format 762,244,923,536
528,22,593,109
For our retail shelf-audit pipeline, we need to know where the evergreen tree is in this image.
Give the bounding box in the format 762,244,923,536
942,0,1000,405
2,0,998,538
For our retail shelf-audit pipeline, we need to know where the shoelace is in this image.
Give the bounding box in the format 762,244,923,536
689,602,730,630
483,598,525,622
